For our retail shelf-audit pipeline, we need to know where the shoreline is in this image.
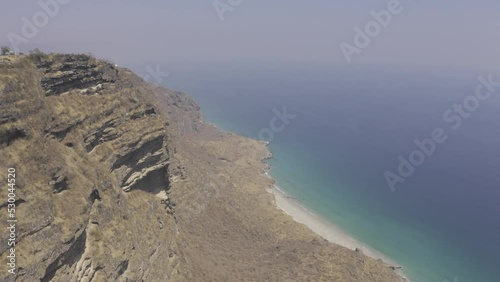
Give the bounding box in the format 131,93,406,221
200,121,410,281
263,172,410,282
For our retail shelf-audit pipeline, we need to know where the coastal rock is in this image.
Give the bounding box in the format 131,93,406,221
355,247,364,254
0,54,177,281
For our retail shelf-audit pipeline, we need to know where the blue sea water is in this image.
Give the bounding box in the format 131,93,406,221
159,62,500,282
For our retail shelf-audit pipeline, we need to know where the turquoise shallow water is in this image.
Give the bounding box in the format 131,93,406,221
158,62,500,282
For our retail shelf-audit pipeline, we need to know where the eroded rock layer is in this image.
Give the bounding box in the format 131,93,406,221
0,54,177,281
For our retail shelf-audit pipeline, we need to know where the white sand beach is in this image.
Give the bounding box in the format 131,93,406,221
266,182,410,281
268,185,387,258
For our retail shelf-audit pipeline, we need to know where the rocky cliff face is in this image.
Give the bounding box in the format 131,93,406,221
0,54,179,281
0,54,403,282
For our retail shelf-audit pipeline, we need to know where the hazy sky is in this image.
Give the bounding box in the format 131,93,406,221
1,0,499,70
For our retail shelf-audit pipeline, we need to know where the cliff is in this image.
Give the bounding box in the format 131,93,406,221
0,54,403,282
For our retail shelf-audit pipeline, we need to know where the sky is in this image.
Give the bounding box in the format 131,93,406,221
1,0,499,71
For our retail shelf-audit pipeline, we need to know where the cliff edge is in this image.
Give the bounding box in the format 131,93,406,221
0,54,403,282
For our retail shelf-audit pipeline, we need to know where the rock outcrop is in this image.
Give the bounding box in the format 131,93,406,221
36,54,118,96
0,54,178,281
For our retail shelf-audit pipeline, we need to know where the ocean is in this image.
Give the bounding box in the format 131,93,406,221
159,62,500,282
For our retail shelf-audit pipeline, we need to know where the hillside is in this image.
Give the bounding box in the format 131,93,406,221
0,53,403,282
